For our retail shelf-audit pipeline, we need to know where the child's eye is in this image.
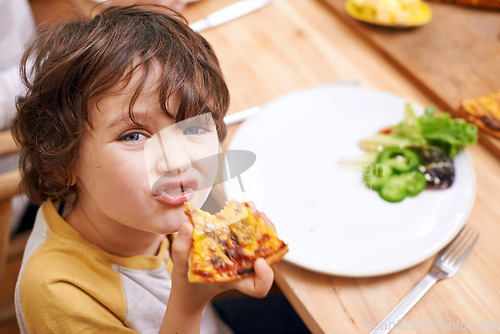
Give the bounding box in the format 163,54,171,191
183,126,207,135
119,132,147,141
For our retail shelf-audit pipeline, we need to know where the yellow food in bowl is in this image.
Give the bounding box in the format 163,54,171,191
347,0,431,26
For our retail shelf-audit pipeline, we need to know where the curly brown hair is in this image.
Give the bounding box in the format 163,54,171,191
12,4,230,205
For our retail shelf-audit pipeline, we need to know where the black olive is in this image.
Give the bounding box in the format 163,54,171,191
408,146,455,189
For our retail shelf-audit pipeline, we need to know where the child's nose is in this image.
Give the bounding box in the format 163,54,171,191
155,140,191,175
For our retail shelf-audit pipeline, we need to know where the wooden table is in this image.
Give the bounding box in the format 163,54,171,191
183,1,500,333
321,0,500,158
20,0,500,333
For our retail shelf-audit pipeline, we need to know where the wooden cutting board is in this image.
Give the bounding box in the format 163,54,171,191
318,0,500,157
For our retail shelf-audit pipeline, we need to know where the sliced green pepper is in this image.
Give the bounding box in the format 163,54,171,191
379,175,408,203
403,171,427,197
364,163,392,191
377,147,420,173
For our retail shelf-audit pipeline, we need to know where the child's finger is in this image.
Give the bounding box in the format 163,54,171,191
235,258,274,298
171,222,193,271
253,258,274,292
252,258,274,298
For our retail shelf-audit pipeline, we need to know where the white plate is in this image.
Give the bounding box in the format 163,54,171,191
224,85,476,277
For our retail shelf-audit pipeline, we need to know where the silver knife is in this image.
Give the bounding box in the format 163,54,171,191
224,79,361,126
189,0,272,32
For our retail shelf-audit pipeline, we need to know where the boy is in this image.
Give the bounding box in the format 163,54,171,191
12,5,275,333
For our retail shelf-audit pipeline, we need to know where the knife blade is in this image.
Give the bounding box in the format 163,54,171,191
223,79,361,126
189,0,272,32
223,106,261,126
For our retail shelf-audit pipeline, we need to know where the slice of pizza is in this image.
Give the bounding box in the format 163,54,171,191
457,90,500,138
184,200,289,283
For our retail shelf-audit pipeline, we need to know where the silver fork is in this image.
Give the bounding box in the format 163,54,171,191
369,226,480,334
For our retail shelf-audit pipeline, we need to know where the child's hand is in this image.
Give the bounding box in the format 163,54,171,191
227,257,274,298
168,222,274,312
162,215,276,332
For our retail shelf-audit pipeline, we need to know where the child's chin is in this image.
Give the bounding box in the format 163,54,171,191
155,222,183,236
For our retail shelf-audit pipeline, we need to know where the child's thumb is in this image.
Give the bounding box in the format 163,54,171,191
171,222,193,269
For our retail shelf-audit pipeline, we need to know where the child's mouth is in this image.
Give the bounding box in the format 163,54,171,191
153,178,199,205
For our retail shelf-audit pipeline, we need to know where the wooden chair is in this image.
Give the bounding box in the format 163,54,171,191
0,130,28,334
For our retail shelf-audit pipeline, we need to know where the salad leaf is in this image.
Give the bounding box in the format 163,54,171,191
361,103,478,158
416,106,477,157
424,106,437,115
392,103,425,144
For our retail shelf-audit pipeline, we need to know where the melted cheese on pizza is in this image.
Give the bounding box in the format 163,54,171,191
184,200,288,283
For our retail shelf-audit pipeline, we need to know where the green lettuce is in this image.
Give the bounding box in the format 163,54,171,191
362,103,478,158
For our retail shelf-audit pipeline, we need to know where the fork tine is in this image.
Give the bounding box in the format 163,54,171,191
440,226,469,260
444,226,472,263
448,227,475,264
453,231,480,269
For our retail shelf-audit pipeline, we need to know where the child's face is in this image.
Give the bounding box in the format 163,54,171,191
73,69,220,236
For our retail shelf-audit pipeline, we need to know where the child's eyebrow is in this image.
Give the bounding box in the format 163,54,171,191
106,110,147,129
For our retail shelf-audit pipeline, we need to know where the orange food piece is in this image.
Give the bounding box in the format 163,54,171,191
458,90,500,137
